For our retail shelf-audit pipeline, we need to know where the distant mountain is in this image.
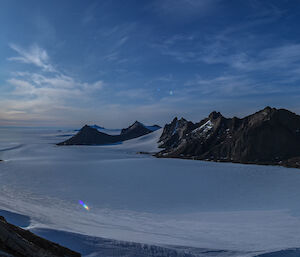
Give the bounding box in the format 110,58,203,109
156,107,300,168
0,216,80,257
58,121,160,145
120,121,153,139
57,125,119,145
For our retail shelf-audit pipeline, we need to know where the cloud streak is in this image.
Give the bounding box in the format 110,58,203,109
1,43,104,125
8,44,55,72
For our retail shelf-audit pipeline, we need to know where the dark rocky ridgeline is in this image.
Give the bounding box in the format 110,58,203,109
120,121,153,140
0,216,80,257
156,107,300,168
58,121,160,145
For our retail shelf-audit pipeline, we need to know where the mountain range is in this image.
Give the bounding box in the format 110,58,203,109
57,121,161,145
156,107,300,168
58,107,300,168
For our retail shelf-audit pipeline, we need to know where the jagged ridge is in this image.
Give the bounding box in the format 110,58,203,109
156,107,300,168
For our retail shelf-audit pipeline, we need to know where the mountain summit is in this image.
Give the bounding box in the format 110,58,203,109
120,121,153,139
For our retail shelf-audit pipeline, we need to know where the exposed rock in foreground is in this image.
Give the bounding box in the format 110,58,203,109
57,121,161,146
156,107,300,168
0,216,80,257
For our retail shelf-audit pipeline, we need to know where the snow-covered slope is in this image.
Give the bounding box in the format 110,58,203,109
1,127,300,256
113,128,162,153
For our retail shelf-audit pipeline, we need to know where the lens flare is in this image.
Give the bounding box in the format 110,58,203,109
79,200,90,211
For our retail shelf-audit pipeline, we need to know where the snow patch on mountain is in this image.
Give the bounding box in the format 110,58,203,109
192,120,213,135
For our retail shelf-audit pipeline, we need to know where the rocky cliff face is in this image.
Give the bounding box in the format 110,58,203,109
0,216,80,257
156,107,300,168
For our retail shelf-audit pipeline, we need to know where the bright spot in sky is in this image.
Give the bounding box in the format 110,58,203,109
169,90,173,95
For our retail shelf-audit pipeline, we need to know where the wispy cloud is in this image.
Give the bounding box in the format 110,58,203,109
153,4,300,91
1,43,104,125
231,44,300,72
153,1,285,67
183,74,284,98
8,44,55,72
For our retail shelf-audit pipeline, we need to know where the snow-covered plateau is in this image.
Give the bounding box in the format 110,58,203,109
0,127,300,257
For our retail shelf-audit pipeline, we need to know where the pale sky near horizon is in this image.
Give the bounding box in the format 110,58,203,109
1,0,300,128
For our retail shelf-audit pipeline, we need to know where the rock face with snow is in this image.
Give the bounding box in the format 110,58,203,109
156,107,300,168
58,122,160,145
0,216,80,257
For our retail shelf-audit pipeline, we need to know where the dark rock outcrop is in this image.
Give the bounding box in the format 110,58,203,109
120,121,153,140
58,121,158,146
0,216,80,257
156,107,300,168
57,125,119,145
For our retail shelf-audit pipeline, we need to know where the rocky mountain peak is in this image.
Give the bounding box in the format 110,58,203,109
170,117,178,124
80,125,103,134
80,125,95,132
263,106,273,111
259,106,276,116
209,111,222,120
133,120,143,126
121,121,147,135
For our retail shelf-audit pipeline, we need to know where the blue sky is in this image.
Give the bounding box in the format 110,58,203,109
1,0,300,127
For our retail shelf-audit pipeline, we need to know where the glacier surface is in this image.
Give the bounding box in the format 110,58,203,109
0,127,300,256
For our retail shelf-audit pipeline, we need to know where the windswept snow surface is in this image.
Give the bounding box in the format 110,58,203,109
0,127,300,256
115,128,162,153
